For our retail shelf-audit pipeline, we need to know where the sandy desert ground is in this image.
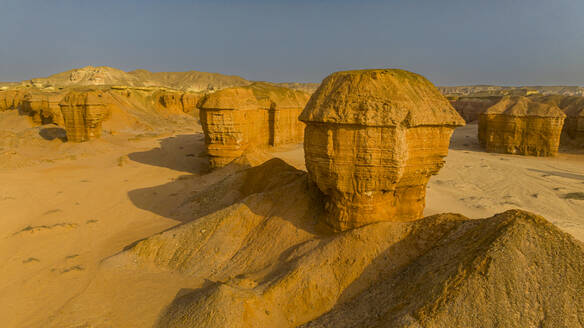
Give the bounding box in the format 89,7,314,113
0,115,582,327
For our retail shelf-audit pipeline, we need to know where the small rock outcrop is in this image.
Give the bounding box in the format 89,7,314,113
199,82,310,168
478,96,566,156
446,95,502,122
59,91,112,142
0,89,27,111
21,92,65,125
299,69,465,231
154,91,203,115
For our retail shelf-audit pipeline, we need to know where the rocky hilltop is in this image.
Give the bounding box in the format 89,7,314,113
199,82,310,168
440,85,584,97
478,96,566,156
22,66,251,92
300,69,464,230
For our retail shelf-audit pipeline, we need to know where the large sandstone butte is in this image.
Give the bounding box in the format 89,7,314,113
299,69,465,231
59,90,112,142
478,96,566,156
199,82,310,168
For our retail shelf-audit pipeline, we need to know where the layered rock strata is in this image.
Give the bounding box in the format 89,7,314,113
532,95,584,145
154,90,203,115
447,95,502,122
59,91,112,142
199,82,310,168
478,96,566,156
299,69,465,231
21,92,65,125
0,89,28,111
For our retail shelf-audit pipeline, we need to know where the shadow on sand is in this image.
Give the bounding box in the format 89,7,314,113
39,126,67,141
127,133,209,174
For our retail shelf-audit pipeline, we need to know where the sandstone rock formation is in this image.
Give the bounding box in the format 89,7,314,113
446,95,502,122
199,82,310,168
105,158,584,328
23,66,251,92
532,95,584,145
478,96,566,156
154,90,203,116
439,85,584,97
299,69,465,231
0,89,28,111
21,91,65,126
59,91,112,142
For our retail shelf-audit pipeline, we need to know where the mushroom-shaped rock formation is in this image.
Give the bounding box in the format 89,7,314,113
199,82,310,168
21,92,65,125
478,96,566,156
59,90,112,142
299,69,465,231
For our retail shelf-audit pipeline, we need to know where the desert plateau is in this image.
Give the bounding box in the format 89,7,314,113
1,1,584,327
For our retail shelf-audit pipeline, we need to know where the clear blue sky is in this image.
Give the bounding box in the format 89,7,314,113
1,0,583,85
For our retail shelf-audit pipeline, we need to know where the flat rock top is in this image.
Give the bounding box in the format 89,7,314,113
484,96,566,118
299,69,465,127
60,90,112,106
199,82,310,110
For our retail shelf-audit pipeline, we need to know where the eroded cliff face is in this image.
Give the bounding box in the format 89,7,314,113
0,89,28,111
300,69,465,231
21,92,65,126
154,91,203,116
532,95,584,145
200,82,310,168
59,91,112,142
478,96,566,156
447,95,502,122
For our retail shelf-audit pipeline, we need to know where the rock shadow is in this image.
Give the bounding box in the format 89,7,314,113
448,124,484,152
127,133,209,174
127,157,323,225
39,126,67,141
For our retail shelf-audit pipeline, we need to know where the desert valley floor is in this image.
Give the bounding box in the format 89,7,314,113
0,117,583,327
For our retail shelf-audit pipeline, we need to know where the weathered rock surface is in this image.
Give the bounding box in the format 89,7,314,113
439,85,584,97
532,95,584,146
0,89,28,111
23,66,250,92
299,69,465,231
199,82,310,168
59,91,112,142
154,90,203,116
105,159,584,328
21,91,65,126
478,96,566,156
48,157,584,328
446,95,502,122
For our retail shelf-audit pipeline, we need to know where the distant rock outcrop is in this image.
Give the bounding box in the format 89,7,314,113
532,95,584,146
446,95,502,122
59,91,112,142
154,90,203,116
440,85,584,97
299,69,465,231
0,89,28,111
199,82,310,168
23,66,251,92
478,96,566,156
21,91,65,126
